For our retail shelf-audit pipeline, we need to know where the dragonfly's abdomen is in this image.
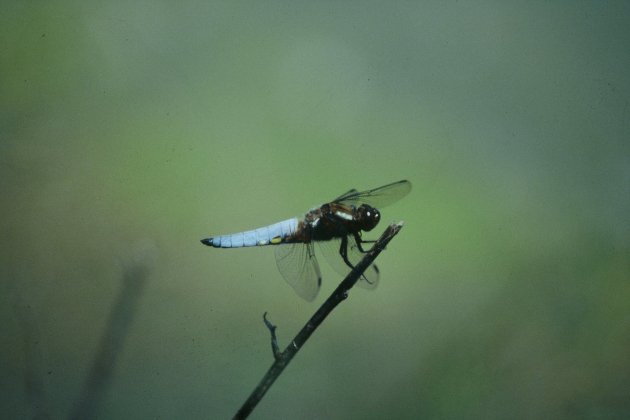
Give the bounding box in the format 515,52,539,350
202,218,299,248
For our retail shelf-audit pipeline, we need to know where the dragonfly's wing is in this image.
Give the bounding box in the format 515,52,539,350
332,179,411,209
333,188,359,203
317,236,379,290
274,243,322,301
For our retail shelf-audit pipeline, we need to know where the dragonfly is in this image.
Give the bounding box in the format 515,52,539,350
201,180,411,301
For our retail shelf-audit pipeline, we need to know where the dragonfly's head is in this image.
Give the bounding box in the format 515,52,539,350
356,204,380,231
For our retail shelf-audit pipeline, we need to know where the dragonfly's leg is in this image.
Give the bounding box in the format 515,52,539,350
353,232,373,253
350,233,372,282
338,236,355,271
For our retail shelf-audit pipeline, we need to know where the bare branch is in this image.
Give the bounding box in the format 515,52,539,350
234,222,404,419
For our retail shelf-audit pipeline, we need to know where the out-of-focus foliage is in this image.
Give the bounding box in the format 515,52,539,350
2,1,629,418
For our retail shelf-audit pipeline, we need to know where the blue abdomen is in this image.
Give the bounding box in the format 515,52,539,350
202,218,299,248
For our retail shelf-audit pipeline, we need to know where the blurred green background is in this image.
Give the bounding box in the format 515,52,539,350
2,1,629,419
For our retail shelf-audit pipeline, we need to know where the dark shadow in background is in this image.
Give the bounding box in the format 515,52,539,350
14,294,50,420
70,262,148,420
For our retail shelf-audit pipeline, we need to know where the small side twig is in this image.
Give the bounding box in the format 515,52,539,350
234,222,404,419
262,312,281,360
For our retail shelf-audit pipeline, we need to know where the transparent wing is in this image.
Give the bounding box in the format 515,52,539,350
274,243,322,301
317,236,379,290
332,179,412,209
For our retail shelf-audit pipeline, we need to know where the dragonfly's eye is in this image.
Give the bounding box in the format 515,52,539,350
359,205,380,231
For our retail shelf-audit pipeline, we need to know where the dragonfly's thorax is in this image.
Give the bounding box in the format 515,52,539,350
301,202,381,242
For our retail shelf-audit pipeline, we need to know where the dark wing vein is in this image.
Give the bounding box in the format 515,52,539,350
332,179,411,208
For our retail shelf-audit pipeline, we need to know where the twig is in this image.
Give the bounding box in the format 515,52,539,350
234,222,404,419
